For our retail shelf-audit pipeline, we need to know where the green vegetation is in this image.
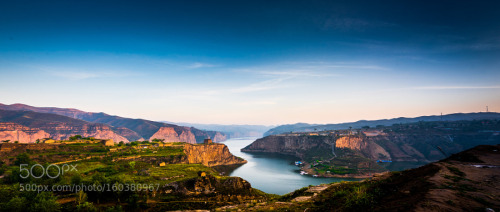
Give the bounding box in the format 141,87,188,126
0,139,268,211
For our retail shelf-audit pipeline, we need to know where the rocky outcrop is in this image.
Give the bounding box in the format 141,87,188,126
211,131,227,142
183,143,247,166
243,126,500,163
170,174,253,196
114,127,143,141
49,124,129,143
335,136,391,160
241,135,333,159
0,123,50,143
149,127,196,144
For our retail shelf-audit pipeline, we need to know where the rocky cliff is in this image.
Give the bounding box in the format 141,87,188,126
0,122,50,143
0,103,228,143
242,135,334,160
149,127,197,144
211,131,227,142
0,110,129,143
183,143,247,166
243,122,500,163
335,136,391,160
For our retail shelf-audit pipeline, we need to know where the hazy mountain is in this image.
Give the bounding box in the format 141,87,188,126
164,122,273,138
0,103,227,143
264,113,500,136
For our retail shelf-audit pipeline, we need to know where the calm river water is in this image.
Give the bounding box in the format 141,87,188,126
221,137,359,195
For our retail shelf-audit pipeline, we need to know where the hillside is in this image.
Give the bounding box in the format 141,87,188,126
0,103,227,143
244,119,500,177
0,140,261,211
265,112,500,136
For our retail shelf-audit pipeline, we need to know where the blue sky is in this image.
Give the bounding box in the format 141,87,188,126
1,0,499,125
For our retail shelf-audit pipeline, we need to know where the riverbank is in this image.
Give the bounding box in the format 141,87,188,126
223,138,359,194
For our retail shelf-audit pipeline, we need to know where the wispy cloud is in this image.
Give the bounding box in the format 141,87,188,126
302,64,389,71
187,62,217,69
47,70,136,80
48,71,100,80
258,70,338,77
230,77,289,93
413,85,500,90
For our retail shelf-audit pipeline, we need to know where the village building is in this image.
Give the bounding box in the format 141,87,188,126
203,139,212,144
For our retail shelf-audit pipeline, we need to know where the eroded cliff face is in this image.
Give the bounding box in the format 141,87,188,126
0,122,129,143
242,134,434,162
149,127,197,144
39,123,129,143
211,132,227,142
0,123,50,143
243,129,500,163
183,143,247,166
241,135,333,159
335,137,391,160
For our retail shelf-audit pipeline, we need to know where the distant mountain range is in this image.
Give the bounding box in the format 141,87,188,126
0,103,226,143
264,112,500,136
163,122,273,138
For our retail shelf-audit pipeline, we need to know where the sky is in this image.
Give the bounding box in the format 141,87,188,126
0,0,499,125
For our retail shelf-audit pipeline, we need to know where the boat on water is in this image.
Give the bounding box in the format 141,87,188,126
295,161,303,166
376,160,392,163
300,171,308,175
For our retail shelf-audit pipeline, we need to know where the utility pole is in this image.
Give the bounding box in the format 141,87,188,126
486,106,489,112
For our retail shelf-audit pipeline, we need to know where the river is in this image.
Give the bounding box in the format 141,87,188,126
221,137,360,195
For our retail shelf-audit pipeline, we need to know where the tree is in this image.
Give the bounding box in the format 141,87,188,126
14,153,32,166
151,138,164,143
30,192,60,212
5,196,27,212
118,141,124,147
105,206,123,212
71,175,82,185
69,135,83,141
76,202,97,212
129,161,136,170
2,140,10,143
76,190,87,205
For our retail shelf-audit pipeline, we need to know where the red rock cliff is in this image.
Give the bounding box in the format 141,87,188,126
149,127,197,144
0,123,50,143
183,143,247,166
